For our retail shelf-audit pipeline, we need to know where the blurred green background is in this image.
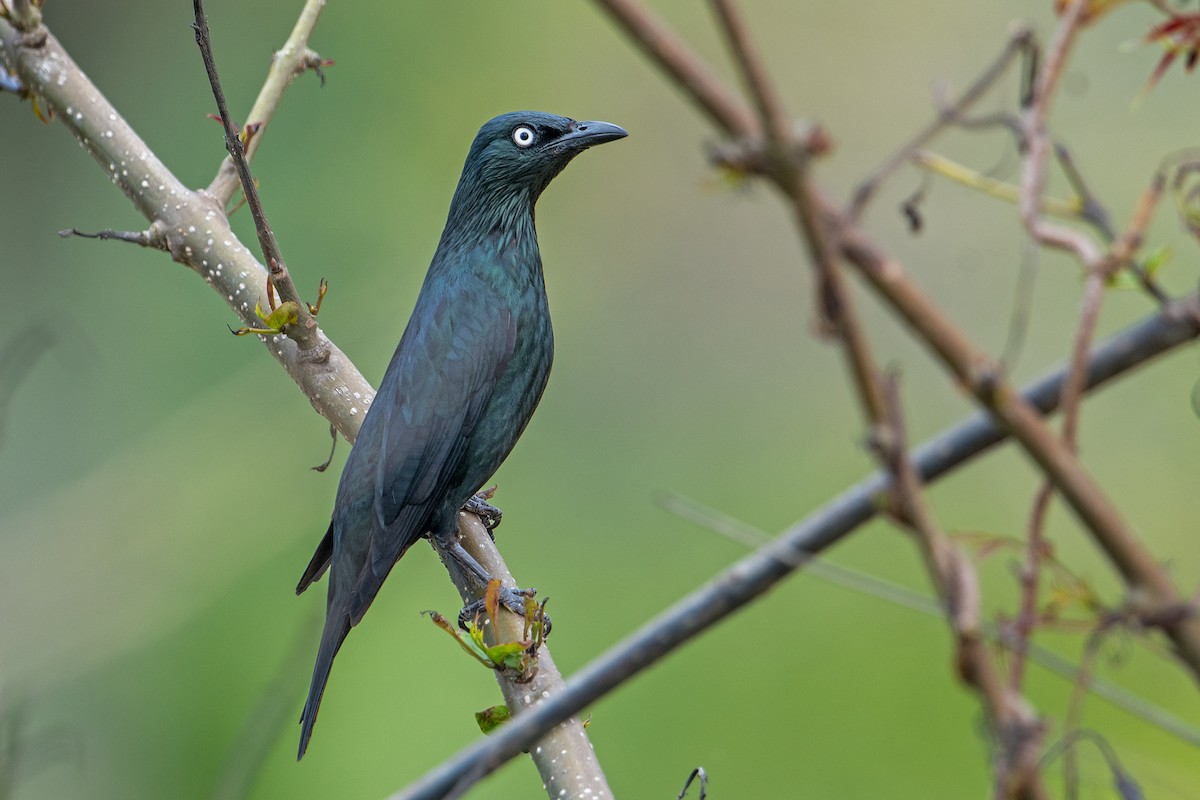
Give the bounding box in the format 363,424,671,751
3,1,1200,797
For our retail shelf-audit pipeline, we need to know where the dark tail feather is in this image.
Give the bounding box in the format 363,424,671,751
297,611,351,760
296,521,334,595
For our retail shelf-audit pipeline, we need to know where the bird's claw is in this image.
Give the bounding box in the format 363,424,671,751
463,490,502,536
457,585,551,637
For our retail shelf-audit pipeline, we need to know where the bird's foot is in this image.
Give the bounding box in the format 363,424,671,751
458,585,551,638
462,488,502,536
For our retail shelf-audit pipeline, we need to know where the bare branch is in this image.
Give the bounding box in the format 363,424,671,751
192,0,320,353
205,0,330,206
705,1,886,426
58,225,167,251
707,0,790,148
3,8,607,795
388,292,1200,800
1018,0,1103,267
873,375,1046,799
836,218,1200,678
850,24,1035,218
665,491,1200,750
589,0,757,138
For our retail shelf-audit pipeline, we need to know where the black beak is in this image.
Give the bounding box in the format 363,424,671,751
554,120,628,151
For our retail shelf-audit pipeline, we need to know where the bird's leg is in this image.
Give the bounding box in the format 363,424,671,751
462,487,502,537
444,540,550,635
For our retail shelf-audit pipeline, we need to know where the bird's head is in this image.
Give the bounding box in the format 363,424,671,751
452,111,628,213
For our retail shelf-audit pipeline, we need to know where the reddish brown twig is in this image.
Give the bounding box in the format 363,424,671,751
590,0,757,138
593,0,1200,689
192,0,320,352
205,0,331,207
872,375,1047,799
850,25,1036,219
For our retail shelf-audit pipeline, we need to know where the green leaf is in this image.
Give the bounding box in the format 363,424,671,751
475,705,512,734
483,641,528,671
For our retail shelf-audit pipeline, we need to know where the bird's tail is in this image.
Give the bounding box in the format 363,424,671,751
298,611,352,760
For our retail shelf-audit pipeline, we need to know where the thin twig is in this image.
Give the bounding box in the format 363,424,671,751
873,376,1046,800
1042,729,1143,800
191,0,320,351
205,0,330,207
1011,146,1178,691
57,226,167,250
589,0,757,138
662,490,1200,751
1010,481,1054,693
387,291,1200,800
1053,143,1116,242
1059,623,1114,800
2,9,607,797
850,25,1035,218
834,212,1200,679
1018,0,1102,267
707,0,885,424
708,0,790,148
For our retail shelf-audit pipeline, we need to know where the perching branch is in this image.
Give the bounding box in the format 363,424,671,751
1,6,607,798
0,13,372,441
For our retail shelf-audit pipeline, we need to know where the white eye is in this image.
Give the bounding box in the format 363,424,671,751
512,125,536,148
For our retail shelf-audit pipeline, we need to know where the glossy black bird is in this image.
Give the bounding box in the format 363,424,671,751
295,111,626,758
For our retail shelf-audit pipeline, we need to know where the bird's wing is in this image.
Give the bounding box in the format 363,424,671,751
348,271,516,619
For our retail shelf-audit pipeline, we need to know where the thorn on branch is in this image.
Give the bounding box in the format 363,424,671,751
900,173,931,234
676,767,707,800
300,50,336,86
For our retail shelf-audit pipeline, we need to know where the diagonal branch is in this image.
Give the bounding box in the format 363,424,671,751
0,14,373,441
589,0,757,138
388,290,1200,800
834,215,1200,679
192,0,319,352
850,24,1036,218
1018,0,1102,267
873,375,1046,800
707,0,886,425
2,7,607,797
707,0,790,149
205,0,330,207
